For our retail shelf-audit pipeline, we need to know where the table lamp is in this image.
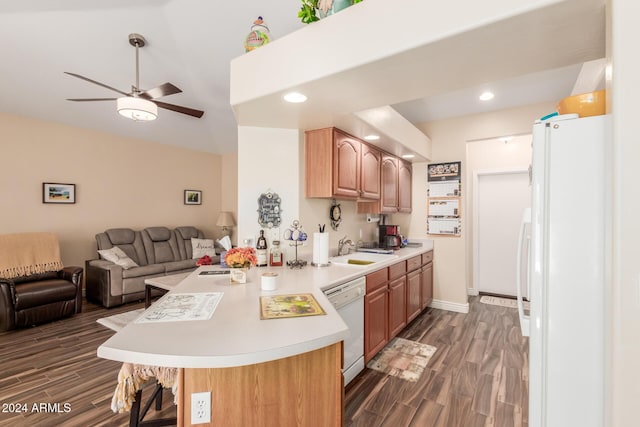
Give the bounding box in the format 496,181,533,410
216,211,236,237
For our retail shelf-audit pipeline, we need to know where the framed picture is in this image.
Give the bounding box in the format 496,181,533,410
43,183,76,204
184,189,202,205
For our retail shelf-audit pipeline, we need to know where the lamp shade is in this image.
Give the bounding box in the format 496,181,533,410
216,212,236,227
117,97,158,121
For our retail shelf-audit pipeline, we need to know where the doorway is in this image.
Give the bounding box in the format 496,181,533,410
473,169,530,297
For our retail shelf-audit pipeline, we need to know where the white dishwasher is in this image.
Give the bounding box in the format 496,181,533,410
323,276,365,386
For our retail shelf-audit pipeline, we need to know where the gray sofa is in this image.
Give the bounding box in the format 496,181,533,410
85,226,218,308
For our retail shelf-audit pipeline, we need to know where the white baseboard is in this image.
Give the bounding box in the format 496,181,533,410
467,288,478,296
429,298,469,314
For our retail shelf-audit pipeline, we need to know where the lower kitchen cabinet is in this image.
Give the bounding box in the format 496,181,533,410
406,269,422,323
364,250,434,363
421,251,434,309
388,275,407,338
365,269,389,363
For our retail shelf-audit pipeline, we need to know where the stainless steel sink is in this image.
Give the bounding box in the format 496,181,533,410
329,252,398,267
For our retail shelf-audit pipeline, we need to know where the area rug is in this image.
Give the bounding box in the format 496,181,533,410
97,308,145,332
480,295,530,310
366,337,437,382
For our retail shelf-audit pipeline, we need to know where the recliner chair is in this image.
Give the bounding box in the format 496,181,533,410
0,232,83,332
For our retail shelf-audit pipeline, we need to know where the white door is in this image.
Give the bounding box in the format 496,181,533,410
476,171,530,296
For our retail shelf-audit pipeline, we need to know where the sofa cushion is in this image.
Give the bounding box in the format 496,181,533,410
14,280,78,310
96,229,148,266
175,226,205,260
98,247,138,270
142,227,180,265
164,259,197,273
121,264,165,279
191,238,216,259
104,228,136,245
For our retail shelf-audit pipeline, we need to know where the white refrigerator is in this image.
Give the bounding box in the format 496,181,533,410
516,114,606,427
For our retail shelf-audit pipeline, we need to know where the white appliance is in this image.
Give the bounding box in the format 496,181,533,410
516,207,531,337
323,277,365,386
523,114,606,427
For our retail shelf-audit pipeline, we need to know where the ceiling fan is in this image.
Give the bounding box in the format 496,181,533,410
65,33,204,121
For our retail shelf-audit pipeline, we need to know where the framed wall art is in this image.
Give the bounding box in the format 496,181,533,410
43,183,76,204
184,190,202,205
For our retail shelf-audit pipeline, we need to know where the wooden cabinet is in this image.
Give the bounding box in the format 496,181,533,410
305,127,412,212
421,251,434,309
360,143,382,199
380,155,413,213
388,275,407,338
406,266,422,323
380,155,399,213
365,268,388,363
398,160,412,213
305,127,380,200
364,251,434,363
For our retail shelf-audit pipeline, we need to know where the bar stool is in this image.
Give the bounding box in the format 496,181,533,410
98,313,177,426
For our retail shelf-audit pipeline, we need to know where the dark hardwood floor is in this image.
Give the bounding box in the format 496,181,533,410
0,296,528,427
345,296,529,427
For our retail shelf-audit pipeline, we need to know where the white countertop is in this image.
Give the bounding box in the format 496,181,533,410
97,242,433,368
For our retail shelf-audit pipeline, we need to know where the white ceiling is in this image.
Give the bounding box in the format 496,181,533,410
0,0,596,154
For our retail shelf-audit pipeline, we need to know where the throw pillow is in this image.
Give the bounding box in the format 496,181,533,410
98,247,139,270
192,238,216,259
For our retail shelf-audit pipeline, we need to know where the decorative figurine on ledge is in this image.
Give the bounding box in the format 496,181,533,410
244,16,272,52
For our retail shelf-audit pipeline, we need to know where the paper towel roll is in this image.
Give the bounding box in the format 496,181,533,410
261,272,278,291
313,232,329,266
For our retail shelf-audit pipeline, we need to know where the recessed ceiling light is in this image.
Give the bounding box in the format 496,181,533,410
363,134,380,141
479,91,495,101
283,92,307,103
401,154,415,159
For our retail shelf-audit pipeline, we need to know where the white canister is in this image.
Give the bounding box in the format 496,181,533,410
261,272,278,291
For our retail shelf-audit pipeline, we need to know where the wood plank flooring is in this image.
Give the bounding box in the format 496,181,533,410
345,296,529,426
0,296,527,427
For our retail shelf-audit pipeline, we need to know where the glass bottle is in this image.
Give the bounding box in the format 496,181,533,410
270,240,283,267
256,230,268,267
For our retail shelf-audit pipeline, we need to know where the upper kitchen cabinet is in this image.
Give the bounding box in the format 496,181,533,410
380,155,399,213
306,128,380,200
398,160,412,213
380,156,412,214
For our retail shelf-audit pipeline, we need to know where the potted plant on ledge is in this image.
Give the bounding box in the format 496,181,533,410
298,0,363,24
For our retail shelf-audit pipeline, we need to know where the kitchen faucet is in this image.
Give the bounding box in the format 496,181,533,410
337,236,355,256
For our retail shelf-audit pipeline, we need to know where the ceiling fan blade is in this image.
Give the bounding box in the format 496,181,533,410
67,98,117,102
64,72,129,96
154,101,204,118
139,82,182,100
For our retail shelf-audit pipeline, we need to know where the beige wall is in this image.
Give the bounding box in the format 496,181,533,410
0,112,226,271
410,102,555,308
220,152,239,245
466,134,532,293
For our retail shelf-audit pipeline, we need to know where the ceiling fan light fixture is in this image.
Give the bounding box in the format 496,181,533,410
117,97,157,121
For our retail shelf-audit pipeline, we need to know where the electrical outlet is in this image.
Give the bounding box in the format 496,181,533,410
191,391,211,424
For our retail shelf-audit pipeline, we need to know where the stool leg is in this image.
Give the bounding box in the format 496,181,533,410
154,383,163,410
129,389,143,427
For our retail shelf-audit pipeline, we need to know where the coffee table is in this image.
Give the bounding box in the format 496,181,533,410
144,272,191,308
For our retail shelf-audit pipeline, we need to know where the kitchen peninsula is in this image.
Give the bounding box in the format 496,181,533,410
98,243,433,426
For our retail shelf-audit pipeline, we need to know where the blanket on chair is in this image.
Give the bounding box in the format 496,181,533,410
111,362,178,413
0,232,63,279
